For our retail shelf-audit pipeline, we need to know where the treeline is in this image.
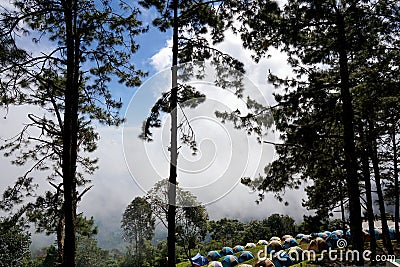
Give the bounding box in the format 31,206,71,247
3,211,299,266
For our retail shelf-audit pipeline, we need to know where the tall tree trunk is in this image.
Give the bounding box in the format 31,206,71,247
392,120,399,242
56,211,65,265
336,11,364,263
167,0,178,266
368,121,394,254
360,132,377,263
62,0,79,265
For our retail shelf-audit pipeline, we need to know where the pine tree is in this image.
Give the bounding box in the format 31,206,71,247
139,1,243,265
237,1,400,261
0,1,145,265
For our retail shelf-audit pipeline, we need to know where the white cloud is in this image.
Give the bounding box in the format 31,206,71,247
141,27,308,221
150,29,294,105
0,22,308,250
150,39,173,72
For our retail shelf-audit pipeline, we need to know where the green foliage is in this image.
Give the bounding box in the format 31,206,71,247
138,1,245,144
0,222,31,266
145,179,208,260
119,240,158,267
176,203,209,258
76,215,98,237
75,236,111,267
139,1,243,69
240,219,271,244
264,214,296,238
298,215,328,234
207,214,296,246
237,2,400,240
121,196,156,264
0,0,147,208
35,245,57,267
328,218,345,231
208,218,245,246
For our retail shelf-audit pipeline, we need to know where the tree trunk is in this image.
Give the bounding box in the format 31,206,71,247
56,211,65,265
62,0,80,265
336,11,364,264
392,121,399,242
360,133,377,263
167,0,178,266
368,121,394,254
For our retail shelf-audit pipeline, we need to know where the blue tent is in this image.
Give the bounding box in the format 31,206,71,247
238,251,254,263
192,253,209,266
282,238,298,249
389,227,395,240
295,233,304,239
221,255,238,267
332,230,344,237
220,247,234,256
324,231,332,237
326,233,339,248
207,251,222,261
272,250,294,267
233,245,245,253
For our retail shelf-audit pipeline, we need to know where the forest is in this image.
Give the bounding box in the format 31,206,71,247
0,0,400,266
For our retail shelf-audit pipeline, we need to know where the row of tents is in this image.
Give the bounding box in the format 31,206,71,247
192,252,255,267
191,227,398,267
191,237,306,267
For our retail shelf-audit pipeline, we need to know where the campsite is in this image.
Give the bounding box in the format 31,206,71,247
177,229,399,267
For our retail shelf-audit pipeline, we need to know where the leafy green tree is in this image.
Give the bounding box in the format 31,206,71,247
328,218,345,231
208,218,245,246
119,240,156,267
121,197,155,267
146,179,209,264
265,214,296,237
298,214,328,234
37,245,58,267
75,236,111,267
0,215,31,267
0,1,145,265
241,219,271,244
177,203,208,264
